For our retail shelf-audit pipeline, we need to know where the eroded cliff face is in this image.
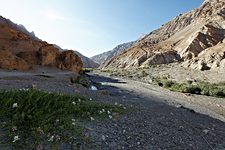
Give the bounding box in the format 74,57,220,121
0,16,83,73
0,50,30,71
102,0,225,71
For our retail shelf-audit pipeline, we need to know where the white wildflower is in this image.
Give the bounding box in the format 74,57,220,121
72,101,76,105
21,88,29,91
48,135,54,142
107,110,111,114
90,117,95,121
99,111,103,114
72,119,75,122
13,135,19,142
89,98,92,101
109,115,113,119
102,109,105,112
123,107,127,110
12,103,18,108
114,102,118,105
78,99,81,102
72,122,76,126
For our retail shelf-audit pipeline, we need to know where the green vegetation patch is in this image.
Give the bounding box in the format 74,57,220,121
153,78,225,98
82,68,94,73
0,89,128,149
70,75,91,87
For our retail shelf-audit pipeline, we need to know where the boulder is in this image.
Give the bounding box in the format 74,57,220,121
56,50,83,73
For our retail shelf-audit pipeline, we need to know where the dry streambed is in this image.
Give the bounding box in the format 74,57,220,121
0,70,225,149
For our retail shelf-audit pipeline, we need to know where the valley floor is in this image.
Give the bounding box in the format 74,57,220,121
0,69,225,149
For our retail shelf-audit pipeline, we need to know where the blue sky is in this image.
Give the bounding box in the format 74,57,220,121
0,0,203,57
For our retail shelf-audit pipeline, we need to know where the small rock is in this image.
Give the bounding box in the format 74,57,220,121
102,135,106,141
123,129,126,133
203,129,210,134
90,85,98,91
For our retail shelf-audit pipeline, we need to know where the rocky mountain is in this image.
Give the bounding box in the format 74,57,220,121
91,41,136,65
0,16,39,41
102,0,225,71
0,16,83,73
74,51,99,68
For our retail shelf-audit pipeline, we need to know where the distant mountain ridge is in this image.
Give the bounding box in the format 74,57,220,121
102,0,225,71
91,41,136,65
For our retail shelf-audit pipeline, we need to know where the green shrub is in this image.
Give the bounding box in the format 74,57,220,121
70,75,90,87
163,80,175,88
154,78,225,98
152,77,175,88
82,68,94,73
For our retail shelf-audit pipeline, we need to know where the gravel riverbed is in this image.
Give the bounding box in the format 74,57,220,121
0,70,225,149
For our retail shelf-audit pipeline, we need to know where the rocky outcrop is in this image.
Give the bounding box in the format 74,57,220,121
14,45,83,72
38,45,60,66
0,16,83,73
53,45,98,68
183,42,225,71
102,0,225,71
0,50,30,71
141,51,181,67
57,50,83,72
177,24,225,60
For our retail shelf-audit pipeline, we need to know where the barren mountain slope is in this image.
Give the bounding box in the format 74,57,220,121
102,0,225,71
91,41,135,65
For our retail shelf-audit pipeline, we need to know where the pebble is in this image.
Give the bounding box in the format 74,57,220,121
102,135,106,141
203,129,210,134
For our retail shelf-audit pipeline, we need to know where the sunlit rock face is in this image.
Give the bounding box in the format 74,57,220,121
102,0,225,71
